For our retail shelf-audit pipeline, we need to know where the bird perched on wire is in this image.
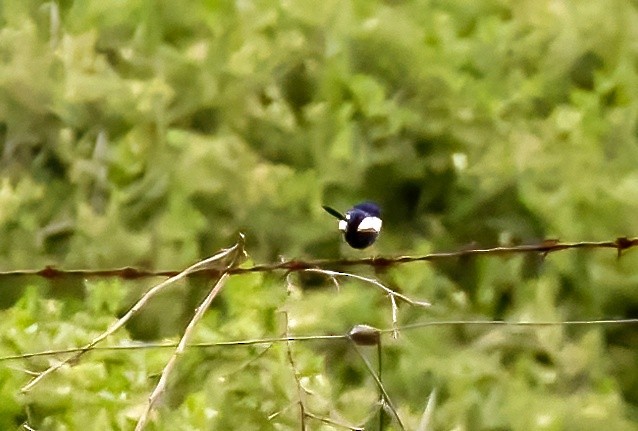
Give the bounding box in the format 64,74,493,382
322,202,382,249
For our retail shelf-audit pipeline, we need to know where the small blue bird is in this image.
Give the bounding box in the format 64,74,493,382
322,202,382,249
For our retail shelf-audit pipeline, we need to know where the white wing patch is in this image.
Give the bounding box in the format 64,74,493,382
357,216,382,233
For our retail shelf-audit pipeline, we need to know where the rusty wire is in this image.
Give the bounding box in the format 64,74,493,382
1,237,636,280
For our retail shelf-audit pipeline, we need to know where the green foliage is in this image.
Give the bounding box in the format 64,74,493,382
0,0,637,429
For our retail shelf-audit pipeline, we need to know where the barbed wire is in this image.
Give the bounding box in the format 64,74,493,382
6,235,638,430
1,237,636,280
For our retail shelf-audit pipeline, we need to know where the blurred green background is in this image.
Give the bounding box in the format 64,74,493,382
0,0,637,429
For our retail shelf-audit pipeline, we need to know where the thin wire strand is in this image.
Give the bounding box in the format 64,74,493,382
2,319,636,363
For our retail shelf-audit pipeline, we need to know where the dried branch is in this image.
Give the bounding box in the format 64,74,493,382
20,236,246,393
303,268,430,334
135,272,231,431
350,342,405,430
282,311,307,431
304,411,364,431
278,289,365,431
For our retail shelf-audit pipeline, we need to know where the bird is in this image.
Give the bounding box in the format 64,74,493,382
322,202,382,249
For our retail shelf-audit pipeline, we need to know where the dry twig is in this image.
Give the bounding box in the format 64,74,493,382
303,268,430,335
350,342,405,430
134,273,231,431
21,237,246,393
